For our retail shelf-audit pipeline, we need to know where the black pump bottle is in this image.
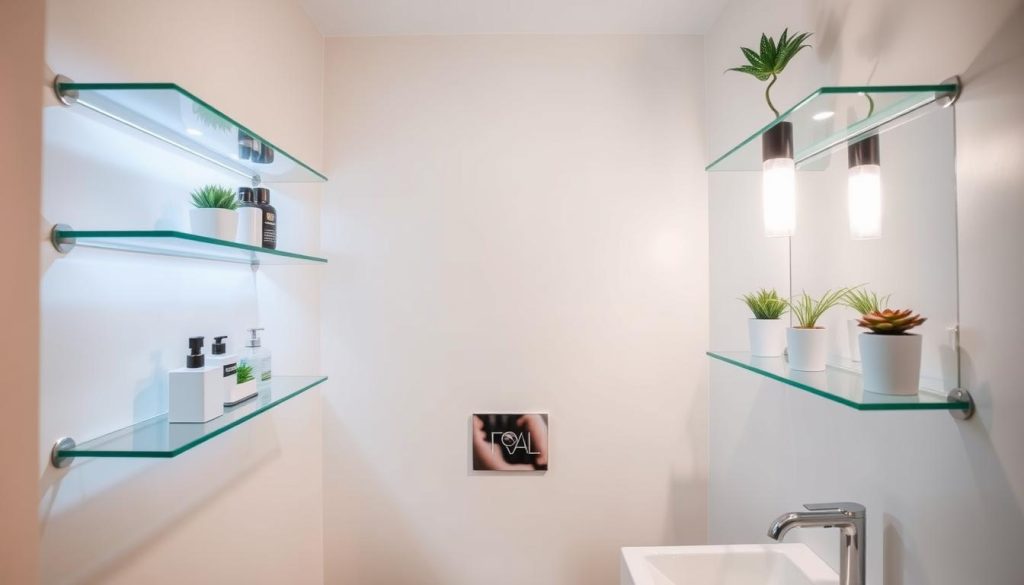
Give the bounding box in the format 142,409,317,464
254,187,277,249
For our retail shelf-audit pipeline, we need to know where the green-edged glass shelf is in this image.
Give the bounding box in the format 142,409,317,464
707,351,970,412
56,376,327,460
54,228,327,266
54,80,327,184
706,83,959,171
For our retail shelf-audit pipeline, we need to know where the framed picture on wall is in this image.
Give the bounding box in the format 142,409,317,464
471,413,548,471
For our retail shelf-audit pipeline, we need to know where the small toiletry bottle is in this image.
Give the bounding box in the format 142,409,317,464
238,130,254,160
243,327,272,392
168,336,224,423
208,335,242,406
254,187,277,249
236,187,263,246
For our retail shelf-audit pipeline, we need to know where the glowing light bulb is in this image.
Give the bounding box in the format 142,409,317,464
848,164,882,239
762,157,796,237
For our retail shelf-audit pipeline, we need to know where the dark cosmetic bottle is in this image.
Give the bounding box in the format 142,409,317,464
238,130,254,160
254,187,277,249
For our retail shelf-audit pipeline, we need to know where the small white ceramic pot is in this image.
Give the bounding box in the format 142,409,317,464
748,318,786,357
236,207,263,246
787,327,827,371
859,333,922,395
189,208,237,241
847,319,863,362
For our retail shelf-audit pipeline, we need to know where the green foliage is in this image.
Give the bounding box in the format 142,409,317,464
843,287,891,316
740,288,788,319
191,103,233,132
190,184,237,210
726,29,813,117
788,287,853,328
237,362,255,384
859,309,926,335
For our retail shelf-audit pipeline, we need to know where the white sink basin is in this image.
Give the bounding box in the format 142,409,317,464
621,544,839,585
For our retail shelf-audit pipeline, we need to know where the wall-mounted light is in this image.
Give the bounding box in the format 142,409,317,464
847,134,882,239
812,110,835,121
762,121,795,237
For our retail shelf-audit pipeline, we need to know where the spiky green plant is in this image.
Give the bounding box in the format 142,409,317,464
726,29,813,117
788,287,853,328
237,362,255,384
858,309,926,335
740,288,788,319
843,287,891,316
190,184,237,210
191,103,233,132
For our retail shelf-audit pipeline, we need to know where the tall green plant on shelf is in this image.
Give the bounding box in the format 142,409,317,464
726,28,813,117
788,287,853,328
190,184,237,210
237,362,255,384
843,287,891,316
740,288,788,319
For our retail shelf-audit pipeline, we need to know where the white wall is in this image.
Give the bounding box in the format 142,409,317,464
0,1,44,583
706,1,1024,583
39,1,325,583
321,35,708,585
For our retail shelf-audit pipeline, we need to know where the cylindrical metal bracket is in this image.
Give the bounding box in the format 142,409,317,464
53,74,78,106
51,437,76,468
762,121,794,161
50,224,76,254
848,134,880,168
937,75,962,108
948,388,975,420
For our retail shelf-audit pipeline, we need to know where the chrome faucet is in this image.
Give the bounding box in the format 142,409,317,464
767,502,865,585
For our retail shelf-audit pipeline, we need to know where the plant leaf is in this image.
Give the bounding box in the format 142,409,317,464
726,65,771,81
741,47,764,69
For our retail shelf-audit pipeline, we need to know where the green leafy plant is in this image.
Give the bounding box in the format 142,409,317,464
843,287,891,316
858,309,926,334
190,184,237,210
726,29,813,117
237,362,255,384
740,288,788,319
191,103,233,132
788,287,853,328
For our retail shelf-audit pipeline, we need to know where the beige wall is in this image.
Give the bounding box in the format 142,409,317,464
40,1,325,583
706,1,1024,583
320,35,709,585
0,0,44,583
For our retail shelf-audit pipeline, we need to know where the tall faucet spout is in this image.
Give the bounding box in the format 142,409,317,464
766,502,866,585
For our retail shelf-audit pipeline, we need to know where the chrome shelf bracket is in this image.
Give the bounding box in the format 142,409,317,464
50,224,76,254
51,437,76,468
948,388,975,420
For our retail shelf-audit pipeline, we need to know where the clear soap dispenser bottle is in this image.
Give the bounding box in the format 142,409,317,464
243,327,272,392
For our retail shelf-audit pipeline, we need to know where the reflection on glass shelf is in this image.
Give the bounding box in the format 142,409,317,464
706,83,958,171
57,376,327,459
707,351,969,412
56,81,327,184
54,229,327,266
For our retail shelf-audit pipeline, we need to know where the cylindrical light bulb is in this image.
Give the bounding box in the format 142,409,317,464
762,157,796,237
847,164,882,239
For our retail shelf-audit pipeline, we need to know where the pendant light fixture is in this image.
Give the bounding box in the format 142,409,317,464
847,133,882,239
761,121,796,237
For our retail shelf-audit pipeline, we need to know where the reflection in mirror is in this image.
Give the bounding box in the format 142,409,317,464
790,104,959,392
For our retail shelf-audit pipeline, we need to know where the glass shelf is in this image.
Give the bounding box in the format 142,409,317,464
56,376,327,460
706,83,959,171
54,228,327,266
707,351,970,412
55,80,327,184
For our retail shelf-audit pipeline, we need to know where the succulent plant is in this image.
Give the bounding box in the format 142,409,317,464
726,29,813,117
740,288,788,319
237,362,255,384
843,287,891,316
190,184,237,210
858,309,926,334
788,287,853,328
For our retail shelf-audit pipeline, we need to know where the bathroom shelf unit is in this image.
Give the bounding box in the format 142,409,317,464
705,82,960,171
707,351,972,413
52,376,327,466
53,77,327,185
51,227,327,266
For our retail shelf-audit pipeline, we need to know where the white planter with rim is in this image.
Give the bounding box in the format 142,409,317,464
859,333,922,395
189,208,237,241
847,319,863,362
787,327,827,371
748,318,786,357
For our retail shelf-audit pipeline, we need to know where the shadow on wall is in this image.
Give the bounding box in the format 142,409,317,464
38,416,281,584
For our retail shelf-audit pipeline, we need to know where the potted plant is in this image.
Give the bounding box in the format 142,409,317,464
235,361,257,400
786,288,851,371
858,309,927,395
842,287,891,362
740,288,788,357
189,184,238,241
